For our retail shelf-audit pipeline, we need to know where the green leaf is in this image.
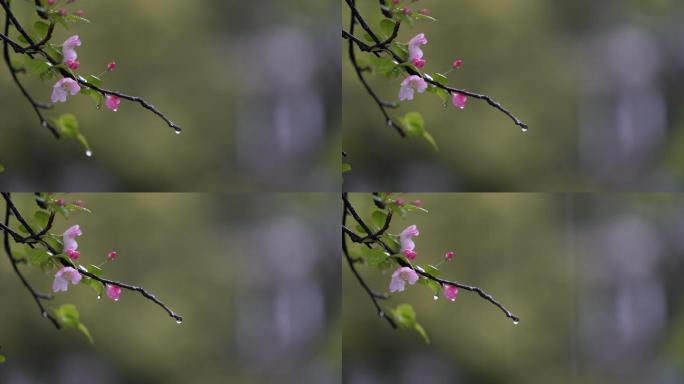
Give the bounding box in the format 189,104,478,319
424,264,440,276
371,210,388,229
34,210,50,228
34,20,50,40
23,57,50,76
54,114,79,137
0,354,5,363
368,56,397,76
341,163,352,173
77,322,94,344
379,19,396,38
55,304,80,327
422,131,439,151
393,303,416,327
0,164,4,173
364,248,389,266
414,323,430,344
402,112,425,136
25,248,51,267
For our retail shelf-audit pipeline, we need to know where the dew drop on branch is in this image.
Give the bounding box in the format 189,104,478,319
433,295,439,301
85,150,93,157
96,295,101,300
513,320,519,325
176,319,183,324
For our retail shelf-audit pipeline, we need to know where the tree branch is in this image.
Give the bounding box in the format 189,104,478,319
0,193,183,324
342,193,520,325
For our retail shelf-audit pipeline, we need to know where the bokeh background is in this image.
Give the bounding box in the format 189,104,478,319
0,0,339,191
0,193,340,384
344,193,684,383
343,0,684,191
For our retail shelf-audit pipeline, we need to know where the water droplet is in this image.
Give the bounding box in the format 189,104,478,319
378,311,385,318
449,298,456,302
96,295,101,300
174,130,181,135
41,311,48,318
433,295,439,301
114,298,119,302
521,127,528,133
513,320,519,325
176,319,183,324
85,150,93,157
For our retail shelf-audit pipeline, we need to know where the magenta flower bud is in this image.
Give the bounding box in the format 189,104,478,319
445,251,455,261
452,92,468,109
443,284,459,301
107,61,117,71
66,249,80,260
403,249,417,260
106,284,122,301
107,251,118,261
453,59,463,69
105,95,121,112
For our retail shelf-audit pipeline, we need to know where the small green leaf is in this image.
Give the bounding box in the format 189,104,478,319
414,323,430,344
77,322,94,344
379,19,396,38
34,20,50,40
34,210,50,228
393,303,416,327
371,210,388,229
402,112,425,136
0,164,4,173
0,354,6,363
422,131,439,151
364,248,389,266
341,163,352,173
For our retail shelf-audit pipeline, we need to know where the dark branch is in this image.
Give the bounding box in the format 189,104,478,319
342,194,396,328
342,193,520,324
0,193,183,324
343,0,529,134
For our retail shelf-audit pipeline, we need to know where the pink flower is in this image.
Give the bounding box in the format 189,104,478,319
399,75,428,101
389,267,419,292
51,78,81,103
443,284,459,301
62,35,81,64
52,267,82,292
408,33,428,63
62,224,82,252
106,62,117,71
66,249,80,260
403,249,417,260
107,251,118,261
412,58,426,69
452,59,463,69
106,284,122,301
105,95,120,112
445,251,455,261
399,224,419,253
452,92,467,109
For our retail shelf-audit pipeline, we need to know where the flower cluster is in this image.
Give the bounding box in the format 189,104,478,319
389,223,459,301
52,224,121,301
399,32,468,110
51,35,120,112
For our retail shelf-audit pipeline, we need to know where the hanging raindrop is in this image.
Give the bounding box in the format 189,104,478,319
97,295,101,300
513,320,519,325
433,295,439,301
85,150,93,157
176,319,183,324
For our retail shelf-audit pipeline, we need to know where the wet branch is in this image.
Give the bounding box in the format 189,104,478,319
343,0,528,134
0,193,183,326
342,193,520,325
